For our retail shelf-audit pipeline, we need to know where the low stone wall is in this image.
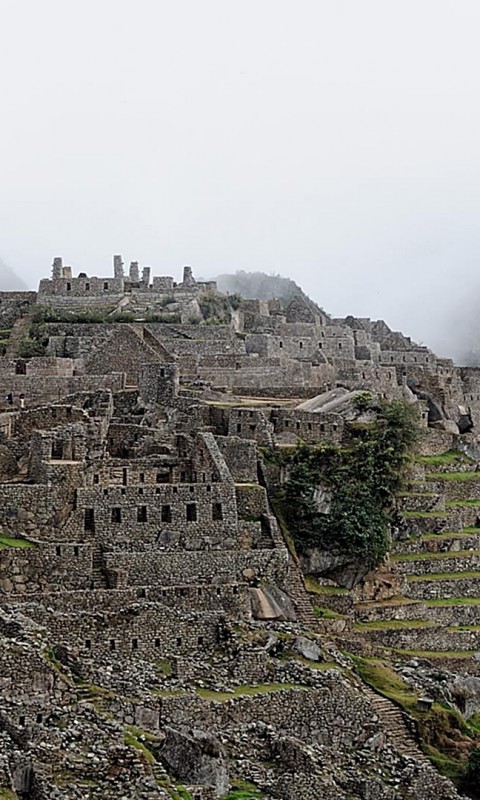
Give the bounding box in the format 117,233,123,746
394,553,480,576
407,575,480,600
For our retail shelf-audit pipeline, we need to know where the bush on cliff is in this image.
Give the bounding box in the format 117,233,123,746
282,399,419,569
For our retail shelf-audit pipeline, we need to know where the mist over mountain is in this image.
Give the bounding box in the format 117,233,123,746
215,270,301,304
0,258,27,291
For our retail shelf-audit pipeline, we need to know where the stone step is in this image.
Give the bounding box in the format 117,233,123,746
396,492,445,514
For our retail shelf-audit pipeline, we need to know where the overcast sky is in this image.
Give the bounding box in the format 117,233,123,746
1,0,480,361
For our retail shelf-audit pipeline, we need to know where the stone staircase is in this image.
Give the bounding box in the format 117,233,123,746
5,315,32,357
363,686,430,763
91,544,109,590
286,556,318,627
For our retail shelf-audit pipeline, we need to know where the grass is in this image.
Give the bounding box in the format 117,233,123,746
155,658,172,676
407,570,480,581
196,683,308,702
416,451,472,466
221,779,264,799
426,597,480,607
402,510,449,519
448,624,480,632
124,731,156,765
426,471,480,482
419,530,479,542
314,605,347,619
0,535,35,549
395,649,475,659
447,499,480,507
354,619,435,631
392,549,480,562
0,791,19,800
352,655,419,713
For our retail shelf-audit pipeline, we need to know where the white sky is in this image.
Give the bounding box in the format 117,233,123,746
2,0,480,359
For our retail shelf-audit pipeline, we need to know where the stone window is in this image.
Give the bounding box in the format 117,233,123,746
66,282,71,291
176,637,182,647
84,508,95,532
180,471,186,482
121,488,126,495
55,545,61,556
249,424,256,432
161,505,172,522
103,282,109,290
318,342,323,349
132,638,138,650
279,341,283,348
285,420,289,428
15,361,26,375
138,487,144,495
85,282,90,291
299,341,303,349
138,588,146,598
320,424,325,432
85,639,91,649
139,472,145,483
198,636,204,646
296,422,300,430
51,440,63,460
186,503,197,522
308,423,312,431
66,406,72,418
137,506,147,522
111,507,122,523
236,423,242,433
157,471,170,483
206,485,211,492
212,503,223,521
36,713,43,724
19,715,25,726
93,474,99,484
160,368,165,377
73,546,79,557
109,640,116,650
155,637,160,647
338,342,342,349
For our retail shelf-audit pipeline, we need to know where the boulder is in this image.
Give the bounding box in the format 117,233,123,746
160,727,228,796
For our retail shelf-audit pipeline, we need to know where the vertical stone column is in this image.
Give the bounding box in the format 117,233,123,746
142,266,151,286
129,261,139,282
52,257,63,280
113,255,124,279
182,266,195,286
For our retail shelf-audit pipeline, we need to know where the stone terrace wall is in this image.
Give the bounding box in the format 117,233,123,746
105,548,289,587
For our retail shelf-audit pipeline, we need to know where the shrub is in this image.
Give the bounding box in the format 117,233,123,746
281,400,420,569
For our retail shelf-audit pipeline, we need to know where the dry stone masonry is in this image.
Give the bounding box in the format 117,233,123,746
0,256,475,799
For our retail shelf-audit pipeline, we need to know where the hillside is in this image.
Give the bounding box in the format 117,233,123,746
1,255,480,799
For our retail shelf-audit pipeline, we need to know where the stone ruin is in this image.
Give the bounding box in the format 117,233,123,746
0,257,473,799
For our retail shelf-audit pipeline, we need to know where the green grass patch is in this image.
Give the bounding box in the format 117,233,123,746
392,549,480,562
0,535,35,549
196,683,307,702
221,778,264,799
124,731,155,765
352,655,419,713
447,499,480,507
395,649,475,659
0,790,19,800
426,471,480,482
354,619,434,631
402,510,449,519
155,659,172,676
426,598,480,607
416,451,471,466
407,570,480,581
419,530,478,542
314,605,347,619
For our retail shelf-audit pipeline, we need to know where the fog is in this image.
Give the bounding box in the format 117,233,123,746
2,0,480,363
